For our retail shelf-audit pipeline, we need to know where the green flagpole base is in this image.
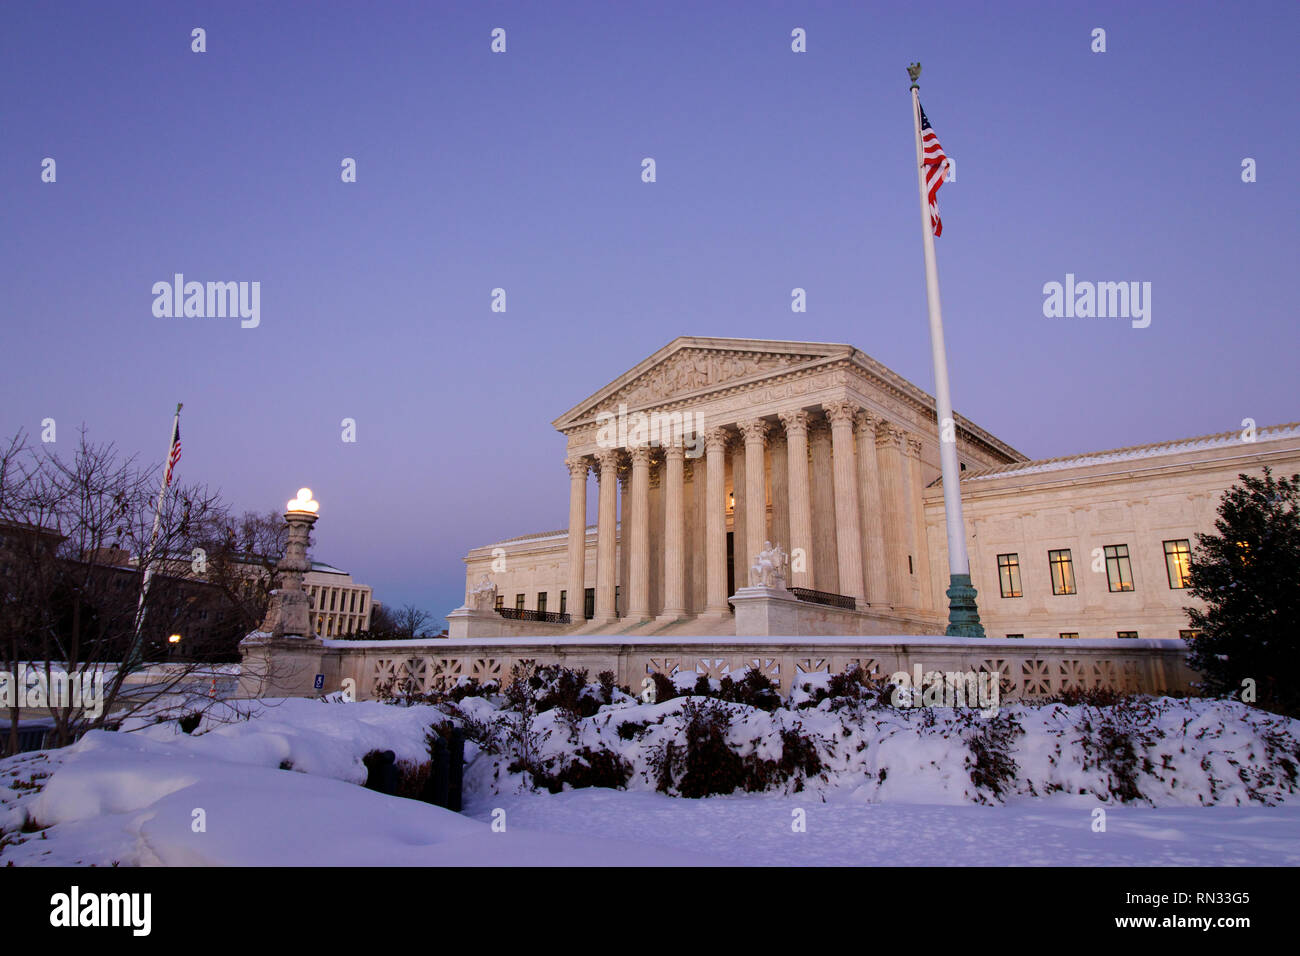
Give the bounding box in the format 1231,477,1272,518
945,573,986,638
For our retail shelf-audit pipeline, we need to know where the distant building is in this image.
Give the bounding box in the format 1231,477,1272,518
153,552,375,638
305,563,373,637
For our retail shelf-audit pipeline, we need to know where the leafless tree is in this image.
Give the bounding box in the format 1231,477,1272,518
392,603,433,639
190,509,296,633
0,427,259,751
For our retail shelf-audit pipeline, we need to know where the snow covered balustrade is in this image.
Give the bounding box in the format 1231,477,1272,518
239,635,1196,702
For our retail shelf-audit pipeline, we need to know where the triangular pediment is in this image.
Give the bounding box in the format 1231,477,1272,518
553,336,854,430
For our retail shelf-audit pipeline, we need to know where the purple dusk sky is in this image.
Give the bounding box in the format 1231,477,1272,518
2,1,1296,624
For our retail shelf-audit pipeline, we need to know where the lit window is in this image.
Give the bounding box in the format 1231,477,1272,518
1060,632,1080,639
997,553,1022,598
1048,549,1076,595
1117,630,1138,639
1163,539,1192,589
1104,545,1134,592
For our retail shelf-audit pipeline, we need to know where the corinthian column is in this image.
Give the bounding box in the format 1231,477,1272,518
904,436,935,611
594,448,620,622
779,410,813,589
769,429,789,557
627,446,652,620
855,412,888,605
704,427,730,615
809,418,838,588
876,423,912,608
738,418,769,570
824,400,865,602
565,456,589,621
659,442,687,620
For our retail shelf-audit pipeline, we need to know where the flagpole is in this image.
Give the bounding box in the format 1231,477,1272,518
127,402,183,668
907,63,984,637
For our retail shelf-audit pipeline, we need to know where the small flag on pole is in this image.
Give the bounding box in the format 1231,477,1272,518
163,419,182,488
919,103,949,237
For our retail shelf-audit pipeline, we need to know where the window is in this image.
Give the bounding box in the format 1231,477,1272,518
515,593,525,611
908,555,914,574
1048,549,1076,595
349,592,357,613
1104,544,1134,592
536,592,547,613
1005,634,1024,639
1060,632,1079,639
1179,629,1201,640
583,587,595,620
1163,539,1192,589
997,553,1022,598
494,595,504,610
558,590,567,615
1117,630,1138,639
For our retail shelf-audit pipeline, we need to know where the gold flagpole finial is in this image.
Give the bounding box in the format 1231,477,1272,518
907,62,922,89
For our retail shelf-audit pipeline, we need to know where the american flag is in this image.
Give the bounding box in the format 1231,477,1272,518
919,102,949,237
163,419,182,488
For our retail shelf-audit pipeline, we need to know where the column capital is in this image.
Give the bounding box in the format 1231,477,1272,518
778,409,811,436
875,422,908,449
595,448,621,471
664,442,686,461
705,427,731,453
565,455,591,480
822,399,860,427
854,409,884,434
904,436,924,459
629,445,653,466
737,418,770,446
807,416,832,439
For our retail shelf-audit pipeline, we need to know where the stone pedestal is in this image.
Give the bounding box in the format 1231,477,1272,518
239,491,325,697
447,605,505,639
730,585,804,636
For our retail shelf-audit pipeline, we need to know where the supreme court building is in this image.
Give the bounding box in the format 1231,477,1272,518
458,336,1300,640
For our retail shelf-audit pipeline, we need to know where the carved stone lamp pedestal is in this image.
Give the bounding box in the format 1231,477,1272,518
239,489,328,698
259,488,320,640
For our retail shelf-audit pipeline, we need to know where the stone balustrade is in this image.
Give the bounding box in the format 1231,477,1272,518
241,634,1197,703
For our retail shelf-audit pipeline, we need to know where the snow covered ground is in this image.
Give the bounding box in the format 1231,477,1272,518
465,789,1300,866
2,689,1298,867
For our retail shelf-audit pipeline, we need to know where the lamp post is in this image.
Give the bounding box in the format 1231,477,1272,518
258,488,320,639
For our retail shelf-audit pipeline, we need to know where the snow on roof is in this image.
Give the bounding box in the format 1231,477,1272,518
476,524,600,550
947,421,1300,486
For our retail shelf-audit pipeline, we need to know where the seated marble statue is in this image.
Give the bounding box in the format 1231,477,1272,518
468,574,499,612
748,541,789,589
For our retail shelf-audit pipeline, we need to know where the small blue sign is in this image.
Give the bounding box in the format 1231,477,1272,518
313,674,325,690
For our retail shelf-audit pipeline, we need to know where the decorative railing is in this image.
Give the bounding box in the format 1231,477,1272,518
354,641,1191,701
790,587,856,610
495,607,571,625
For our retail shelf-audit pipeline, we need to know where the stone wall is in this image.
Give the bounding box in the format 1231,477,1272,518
240,634,1197,702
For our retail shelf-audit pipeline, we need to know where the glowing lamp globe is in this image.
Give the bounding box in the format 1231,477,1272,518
287,488,319,515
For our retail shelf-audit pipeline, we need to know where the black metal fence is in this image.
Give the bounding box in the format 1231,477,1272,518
790,587,856,610
496,607,572,625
